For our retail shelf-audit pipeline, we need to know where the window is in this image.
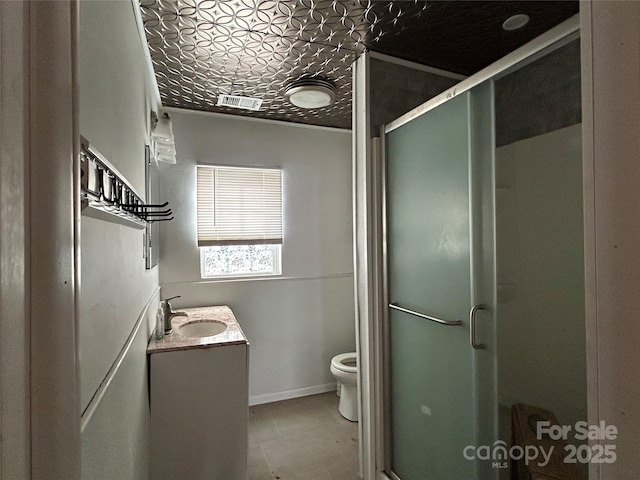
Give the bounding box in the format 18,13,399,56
200,244,280,277
197,165,283,278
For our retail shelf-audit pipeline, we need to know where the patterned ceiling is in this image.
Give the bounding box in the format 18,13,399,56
140,0,578,129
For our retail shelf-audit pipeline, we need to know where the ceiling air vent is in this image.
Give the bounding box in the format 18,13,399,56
217,94,263,111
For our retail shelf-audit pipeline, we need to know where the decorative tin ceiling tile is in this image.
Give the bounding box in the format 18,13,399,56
140,0,577,129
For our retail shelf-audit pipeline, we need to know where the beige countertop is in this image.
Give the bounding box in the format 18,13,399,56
147,305,248,354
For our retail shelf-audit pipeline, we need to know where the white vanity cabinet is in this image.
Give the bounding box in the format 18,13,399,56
148,306,248,480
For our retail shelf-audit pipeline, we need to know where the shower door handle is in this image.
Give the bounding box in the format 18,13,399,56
470,304,486,349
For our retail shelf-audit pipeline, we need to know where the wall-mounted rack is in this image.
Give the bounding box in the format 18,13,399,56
80,137,173,229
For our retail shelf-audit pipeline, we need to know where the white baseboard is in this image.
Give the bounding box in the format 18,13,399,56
249,382,337,406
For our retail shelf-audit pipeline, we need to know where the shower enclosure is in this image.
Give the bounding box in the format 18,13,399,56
375,16,586,480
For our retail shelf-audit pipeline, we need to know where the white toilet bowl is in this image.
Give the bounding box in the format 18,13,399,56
330,352,358,422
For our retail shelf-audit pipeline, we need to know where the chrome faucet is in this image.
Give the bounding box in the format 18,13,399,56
162,296,188,334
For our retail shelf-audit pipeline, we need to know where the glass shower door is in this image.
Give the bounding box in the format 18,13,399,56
386,92,477,480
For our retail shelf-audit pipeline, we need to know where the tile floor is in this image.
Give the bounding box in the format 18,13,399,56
248,392,360,480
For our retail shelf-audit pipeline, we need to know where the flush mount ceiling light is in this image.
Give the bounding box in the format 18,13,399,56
502,14,530,31
284,77,337,109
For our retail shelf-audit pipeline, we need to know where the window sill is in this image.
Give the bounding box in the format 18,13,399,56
199,272,282,283
187,272,353,285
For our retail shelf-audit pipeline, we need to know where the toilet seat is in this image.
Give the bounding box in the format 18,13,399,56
331,352,357,374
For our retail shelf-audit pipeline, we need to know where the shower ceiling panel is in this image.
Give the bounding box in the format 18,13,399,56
140,0,578,128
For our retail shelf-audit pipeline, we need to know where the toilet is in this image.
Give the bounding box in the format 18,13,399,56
330,352,358,422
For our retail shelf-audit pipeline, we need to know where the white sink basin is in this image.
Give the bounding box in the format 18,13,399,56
178,320,227,338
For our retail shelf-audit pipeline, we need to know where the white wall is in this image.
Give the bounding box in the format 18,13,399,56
582,3,640,478
496,123,587,428
81,303,156,479
159,110,355,402
78,1,159,478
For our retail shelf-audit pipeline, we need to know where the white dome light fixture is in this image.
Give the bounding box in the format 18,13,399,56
502,14,530,31
284,76,337,109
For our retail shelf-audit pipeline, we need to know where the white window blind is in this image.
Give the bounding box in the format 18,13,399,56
197,165,283,246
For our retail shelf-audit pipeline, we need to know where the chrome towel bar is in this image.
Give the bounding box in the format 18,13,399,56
388,303,462,326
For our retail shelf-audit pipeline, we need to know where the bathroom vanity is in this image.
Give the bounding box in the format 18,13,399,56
147,305,248,480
